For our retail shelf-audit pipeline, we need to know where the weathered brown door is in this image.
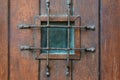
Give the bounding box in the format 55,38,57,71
0,0,120,80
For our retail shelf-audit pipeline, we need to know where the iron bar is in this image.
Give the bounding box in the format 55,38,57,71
46,0,50,66
20,47,85,50
20,45,96,52
18,24,95,31
66,0,71,76
46,0,50,77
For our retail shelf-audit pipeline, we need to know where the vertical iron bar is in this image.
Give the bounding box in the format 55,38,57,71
46,0,50,66
66,0,71,77
67,3,70,66
46,0,50,77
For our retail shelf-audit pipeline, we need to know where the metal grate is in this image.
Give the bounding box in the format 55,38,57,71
18,0,96,78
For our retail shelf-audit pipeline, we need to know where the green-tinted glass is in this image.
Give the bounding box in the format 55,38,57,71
41,22,75,54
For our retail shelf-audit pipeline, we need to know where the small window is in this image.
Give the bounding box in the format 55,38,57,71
41,22,75,54
36,16,81,60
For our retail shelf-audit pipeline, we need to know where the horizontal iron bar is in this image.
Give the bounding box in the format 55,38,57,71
20,45,96,52
18,24,95,31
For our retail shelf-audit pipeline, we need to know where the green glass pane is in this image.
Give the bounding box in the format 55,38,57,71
41,22,75,54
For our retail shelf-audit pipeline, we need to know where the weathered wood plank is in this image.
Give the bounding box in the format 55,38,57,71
0,0,8,80
10,0,39,80
101,0,120,80
72,0,99,80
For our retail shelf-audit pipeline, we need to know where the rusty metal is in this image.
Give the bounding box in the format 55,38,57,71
20,45,96,52
46,65,50,77
66,0,72,76
18,24,95,31
85,47,96,52
46,0,50,77
66,66,70,76
18,0,96,78
20,45,85,50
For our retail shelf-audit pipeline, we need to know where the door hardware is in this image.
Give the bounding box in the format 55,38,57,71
18,0,96,78
66,0,71,76
46,65,50,77
20,45,96,53
66,66,70,76
18,24,95,31
46,0,50,77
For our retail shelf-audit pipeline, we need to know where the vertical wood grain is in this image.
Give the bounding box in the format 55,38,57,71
0,0,8,80
73,0,99,80
101,0,120,80
10,0,39,80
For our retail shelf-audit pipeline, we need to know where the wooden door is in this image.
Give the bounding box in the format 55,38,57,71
0,0,120,80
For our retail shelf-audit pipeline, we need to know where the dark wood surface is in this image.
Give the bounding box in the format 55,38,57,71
101,0,120,80
0,0,8,80
10,0,39,80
